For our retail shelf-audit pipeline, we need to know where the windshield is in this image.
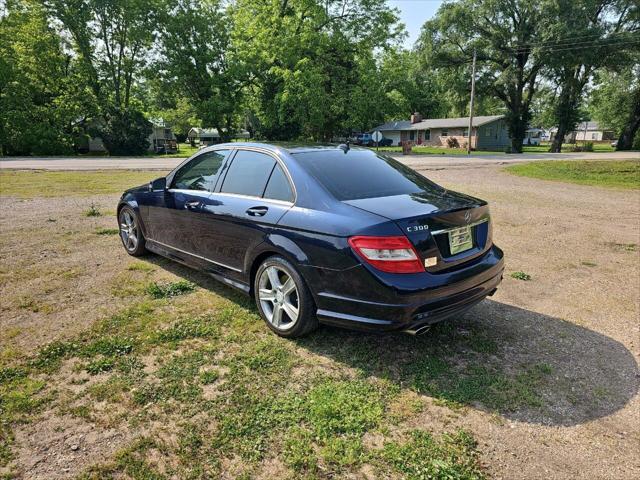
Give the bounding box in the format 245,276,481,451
293,149,443,201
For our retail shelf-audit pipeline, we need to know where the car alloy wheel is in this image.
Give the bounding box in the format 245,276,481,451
258,265,299,331
119,209,139,253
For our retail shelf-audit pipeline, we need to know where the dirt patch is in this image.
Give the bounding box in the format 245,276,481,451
13,415,130,479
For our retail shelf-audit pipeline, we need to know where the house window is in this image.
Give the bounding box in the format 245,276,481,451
441,130,448,137
463,128,469,137
424,129,431,140
409,131,415,141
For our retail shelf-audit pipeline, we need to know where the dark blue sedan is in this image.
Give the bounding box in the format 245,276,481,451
117,143,504,337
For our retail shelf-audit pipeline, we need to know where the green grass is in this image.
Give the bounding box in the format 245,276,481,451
145,280,196,299
506,160,640,189
522,142,615,153
0,170,169,198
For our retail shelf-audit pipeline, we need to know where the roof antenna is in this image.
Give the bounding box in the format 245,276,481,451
339,141,350,153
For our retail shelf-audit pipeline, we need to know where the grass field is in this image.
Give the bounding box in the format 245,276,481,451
505,160,640,189
521,143,615,153
0,170,168,198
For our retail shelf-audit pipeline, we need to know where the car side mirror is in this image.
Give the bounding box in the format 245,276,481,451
149,177,167,192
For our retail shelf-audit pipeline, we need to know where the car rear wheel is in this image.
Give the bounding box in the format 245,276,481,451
254,256,318,338
118,206,147,256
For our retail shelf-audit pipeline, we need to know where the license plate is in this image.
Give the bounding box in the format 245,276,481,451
448,226,473,255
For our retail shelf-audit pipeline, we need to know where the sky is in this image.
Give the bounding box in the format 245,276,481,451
388,0,444,48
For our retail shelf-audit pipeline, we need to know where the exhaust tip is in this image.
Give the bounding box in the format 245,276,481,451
403,325,431,336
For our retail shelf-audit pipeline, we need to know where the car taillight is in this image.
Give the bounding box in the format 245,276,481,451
348,236,424,274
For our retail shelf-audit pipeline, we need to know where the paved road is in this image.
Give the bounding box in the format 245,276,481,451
1,151,638,171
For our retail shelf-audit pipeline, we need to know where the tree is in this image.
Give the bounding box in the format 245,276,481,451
157,0,242,142
230,0,402,140
420,0,551,152
44,0,157,154
379,49,448,121
0,0,94,155
590,65,640,150
544,0,638,152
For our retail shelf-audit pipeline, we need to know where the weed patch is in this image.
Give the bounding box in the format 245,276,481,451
380,429,485,479
85,202,102,217
146,280,196,299
96,227,119,235
511,271,531,281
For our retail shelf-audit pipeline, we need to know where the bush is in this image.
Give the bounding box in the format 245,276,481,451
98,108,152,155
570,142,594,152
446,137,460,148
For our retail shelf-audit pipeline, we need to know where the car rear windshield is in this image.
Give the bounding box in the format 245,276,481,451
292,149,441,201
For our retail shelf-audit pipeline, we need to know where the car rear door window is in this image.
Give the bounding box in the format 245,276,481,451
172,150,229,191
220,150,276,197
264,164,294,202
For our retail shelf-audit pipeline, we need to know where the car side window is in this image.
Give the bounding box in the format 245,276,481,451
264,164,294,202
220,150,276,197
171,150,229,191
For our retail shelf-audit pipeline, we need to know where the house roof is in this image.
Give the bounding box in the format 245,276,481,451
373,115,503,131
575,121,605,131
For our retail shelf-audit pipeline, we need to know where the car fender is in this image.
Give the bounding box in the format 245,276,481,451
117,195,149,238
244,234,311,274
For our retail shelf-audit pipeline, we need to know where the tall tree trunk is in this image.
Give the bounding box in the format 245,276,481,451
616,88,640,150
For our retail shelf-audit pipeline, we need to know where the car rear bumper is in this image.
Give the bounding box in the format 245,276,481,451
303,245,504,332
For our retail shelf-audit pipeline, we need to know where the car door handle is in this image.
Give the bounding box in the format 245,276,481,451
246,206,268,217
185,200,201,210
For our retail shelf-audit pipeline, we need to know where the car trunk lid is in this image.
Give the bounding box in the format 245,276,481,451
344,191,492,272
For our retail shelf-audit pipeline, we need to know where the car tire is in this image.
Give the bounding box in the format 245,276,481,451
118,206,147,257
254,255,318,338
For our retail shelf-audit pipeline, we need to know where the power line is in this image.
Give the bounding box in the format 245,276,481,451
510,37,640,53
510,30,639,49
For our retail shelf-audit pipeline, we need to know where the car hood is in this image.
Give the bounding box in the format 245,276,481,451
343,189,485,221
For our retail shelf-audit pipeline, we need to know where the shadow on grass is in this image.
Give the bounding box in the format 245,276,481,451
146,254,639,427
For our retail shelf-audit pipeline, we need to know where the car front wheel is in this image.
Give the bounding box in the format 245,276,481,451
254,256,318,338
118,206,147,256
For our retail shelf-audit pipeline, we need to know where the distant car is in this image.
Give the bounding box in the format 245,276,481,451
611,140,618,148
117,143,504,337
355,133,393,147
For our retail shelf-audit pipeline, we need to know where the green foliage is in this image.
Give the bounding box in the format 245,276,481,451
99,108,152,155
146,280,196,299
228,0,402,140
590,64,640,150
0,0,95,155
511,271,532,281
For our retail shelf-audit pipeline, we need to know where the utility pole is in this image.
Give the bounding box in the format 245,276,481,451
467,48,477,155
